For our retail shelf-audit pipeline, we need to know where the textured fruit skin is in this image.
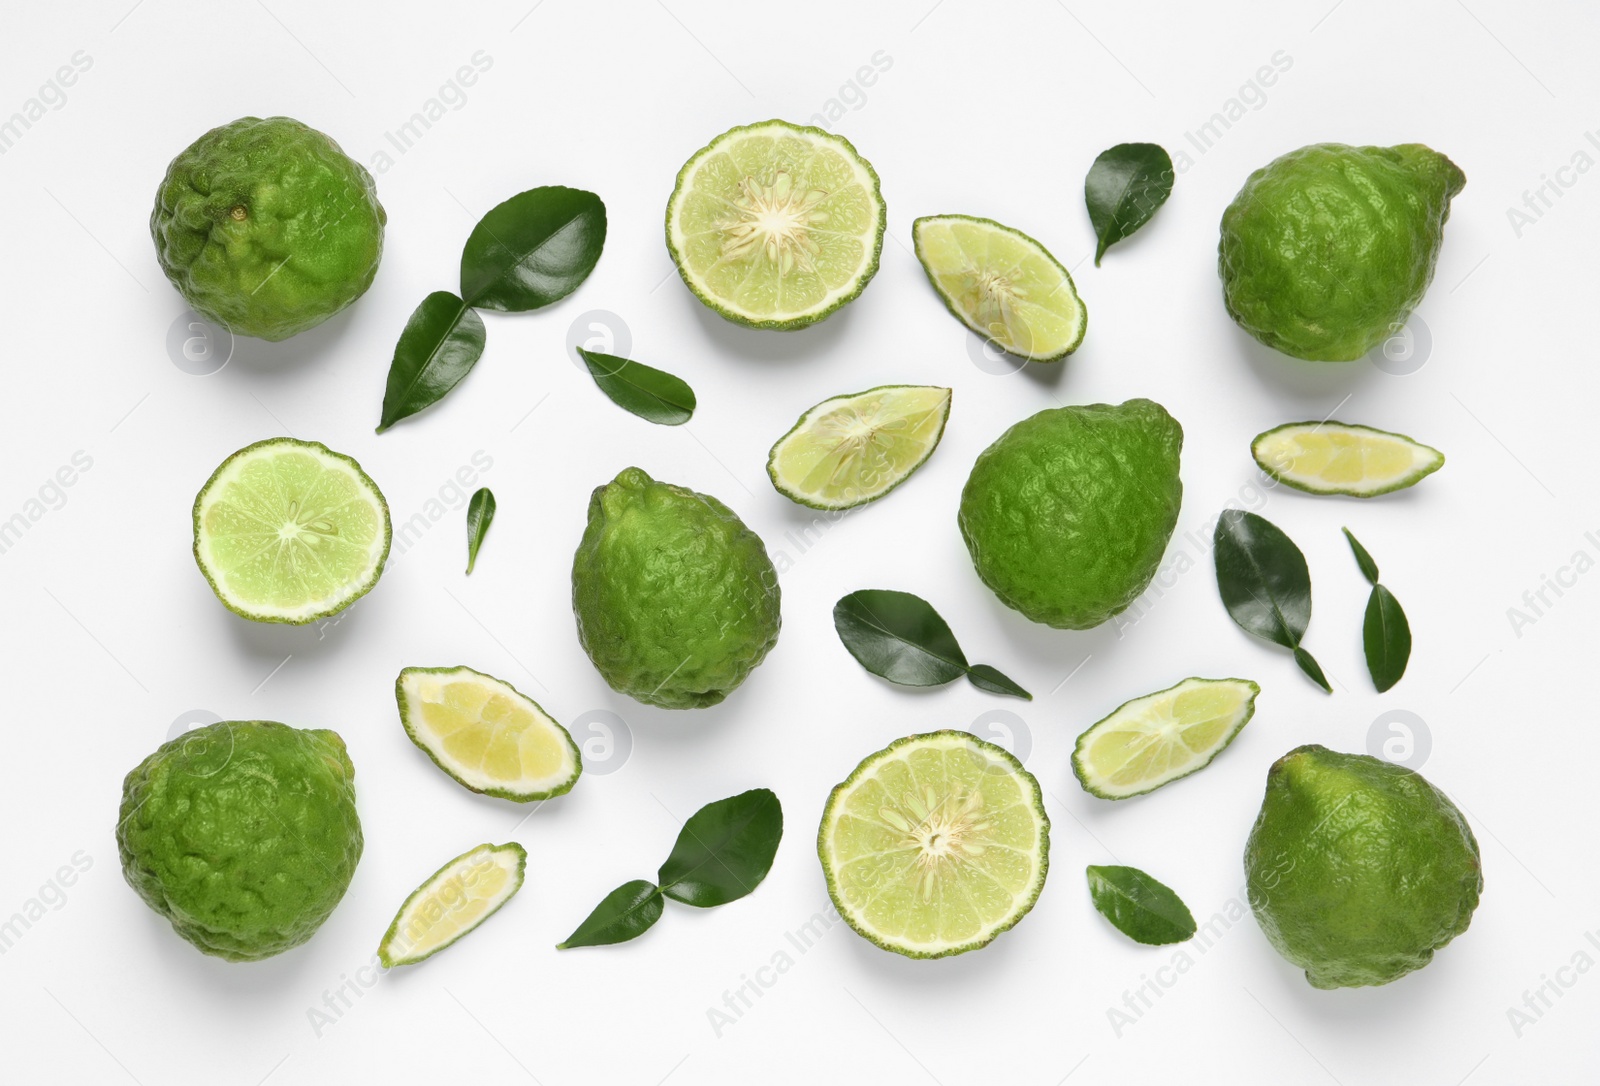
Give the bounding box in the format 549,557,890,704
1219,143,1464,361
116,721,363,962
1245,745,1482,989
151,117,386,341
958,400,1182,629
572,468,781,709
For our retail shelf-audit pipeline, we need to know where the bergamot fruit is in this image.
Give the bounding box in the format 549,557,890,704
1219,143,1464,361
152,116,386,341
1245,745,1482,989
572,467,781,709
958,399,1183,629
116,721,363,962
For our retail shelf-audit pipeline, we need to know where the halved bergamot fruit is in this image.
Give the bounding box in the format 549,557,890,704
1252,421,1444,497
818,731,1049,958
768,385,951,510
377,842,526,967
193,437,391,624
397,666,581,802
1072,677,1260,800
665,119,885,330
913,214,1087,362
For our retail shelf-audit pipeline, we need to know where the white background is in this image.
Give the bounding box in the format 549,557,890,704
1,0,1596,1082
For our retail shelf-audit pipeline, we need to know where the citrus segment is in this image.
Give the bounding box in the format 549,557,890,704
397,666,580,802
378,842,526,967
1073,677,1259,800
1252,421,1444,497
768,385,951,510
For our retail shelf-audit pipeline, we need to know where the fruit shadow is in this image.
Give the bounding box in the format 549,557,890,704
981,602,1133,689
219,599,371,677
130,911,324,997
226,304,361,376
1228,327,1388,410
683,292,861,365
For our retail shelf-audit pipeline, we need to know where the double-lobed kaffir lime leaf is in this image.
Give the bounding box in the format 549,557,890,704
1344,528,1412,692
1213,510,1330,692
833,589,1031,700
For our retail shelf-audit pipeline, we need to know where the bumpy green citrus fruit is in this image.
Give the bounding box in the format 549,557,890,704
958,400,1182,629
1245,745,1482,989
151,116,386,341
1219,143,1464,361
572,468,781,709
116,721,363,962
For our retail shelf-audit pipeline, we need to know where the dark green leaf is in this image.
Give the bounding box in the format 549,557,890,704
1085,865,1196,946
377,292,486,432
1293,646,1333,693
465,488,496,574
1213,510,1313,650
578,348,696,426
657,789,782,908
1085,143,1174,265
556,879,663,949
1363,585,1411,692
966,663,1032,701
1343,527,1380,585
460,186,606,312
833,590,969,687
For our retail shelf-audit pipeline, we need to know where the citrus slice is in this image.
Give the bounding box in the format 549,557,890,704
818,731,1050,958
1072,677,1260,800
767,385,951,510
912,214,1087,362
396,666,581,802
665,119,885,330
377,842,526,967
192,437,390,624
1252,421,1444,497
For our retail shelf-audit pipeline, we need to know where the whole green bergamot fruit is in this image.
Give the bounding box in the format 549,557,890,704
572,467,781,709
1219,143,1464,361
116,721,363,962
1245,745,1482,989
151,116,386,341
958,399,1182,629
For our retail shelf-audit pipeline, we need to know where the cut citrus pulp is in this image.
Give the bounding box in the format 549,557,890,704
397,666,581,802
767,385,951,510
377,842,525,967
1072,677,1260,800
665,119,885,329
192,437,390,624
1252,421,1444,497
818,731,1049,958
913,214,1086,362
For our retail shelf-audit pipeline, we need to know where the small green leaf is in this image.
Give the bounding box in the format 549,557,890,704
377,292,486,432
557,879,663,949
657,789,782,908
460,186,606,312
578,348,696,426
1085,143,1174,265
465,488,496,574
1085,865,1196,946
1214,510,1329,694
1343,527,1380,585
966,663,1032,701
833,590,969,687
1363,584,1412,692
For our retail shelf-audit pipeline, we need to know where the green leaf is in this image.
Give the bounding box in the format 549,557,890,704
833,590,969,687
966,663,1032,701
657,789,782,908
460,186,606,312
1214,510,1330,693
578,348,696,426
556,879,663,949
1085,865,1196,946
1085,143,1174,265
1343,527,1380,585
377,292,486,432
1363,584,1412,693
465,487,496,574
